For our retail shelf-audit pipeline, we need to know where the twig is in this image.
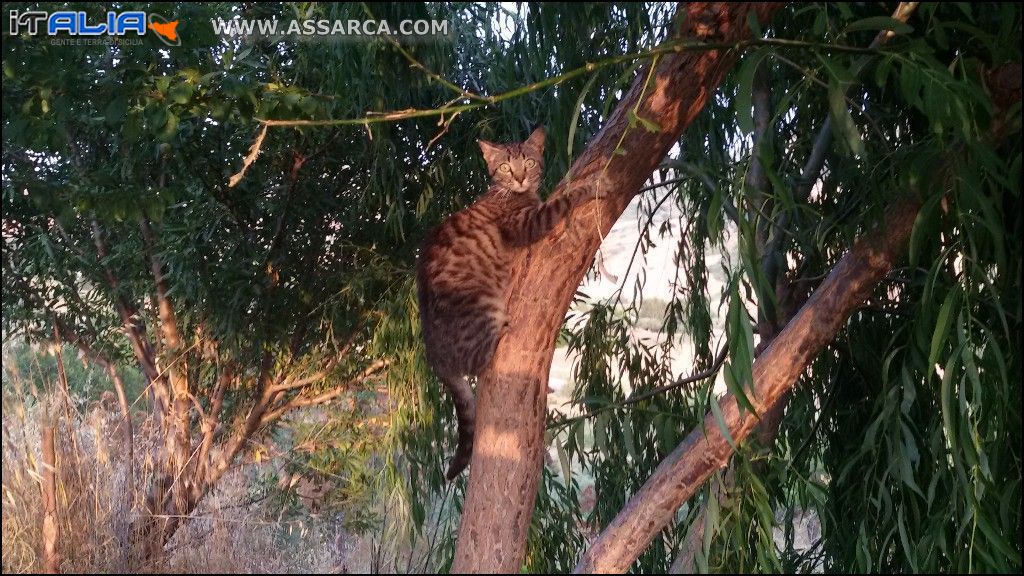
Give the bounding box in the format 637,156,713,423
231,38,897,186
249,38,888,133
362,2,487,103
227,124,269,187
547,345,727,429
258,359,389,426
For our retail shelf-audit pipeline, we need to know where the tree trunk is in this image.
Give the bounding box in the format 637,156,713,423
40,424,60,574
574,197,921,573
451,3,784,572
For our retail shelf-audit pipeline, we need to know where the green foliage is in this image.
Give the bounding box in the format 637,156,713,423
2,341,147,406
2,2,1020,573
524,469,588,573
265,402,384,532
554,2,1021,573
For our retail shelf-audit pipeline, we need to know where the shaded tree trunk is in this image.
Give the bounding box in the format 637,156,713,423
452,3,784,572
669,5,921,570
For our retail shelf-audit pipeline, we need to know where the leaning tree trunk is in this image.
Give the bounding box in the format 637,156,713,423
669,5,922,570
452,3,785,572
574,196,921,573
576,60,1020,573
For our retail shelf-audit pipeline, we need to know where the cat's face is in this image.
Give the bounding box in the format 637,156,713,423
478,127,545,194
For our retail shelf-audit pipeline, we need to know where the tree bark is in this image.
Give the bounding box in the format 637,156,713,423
669,5,922,570
138,216,196,539
574,196,921,573
40,424,60,574
451,3,784,572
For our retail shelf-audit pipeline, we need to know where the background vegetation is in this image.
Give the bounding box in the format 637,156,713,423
3,2,1020,573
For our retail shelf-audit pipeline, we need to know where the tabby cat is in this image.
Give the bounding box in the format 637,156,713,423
416,126,602,480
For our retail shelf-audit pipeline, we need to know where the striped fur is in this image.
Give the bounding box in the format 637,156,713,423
416,127,600,480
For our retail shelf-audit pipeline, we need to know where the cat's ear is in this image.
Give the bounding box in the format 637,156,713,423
524,126,546,155
478,139,504,170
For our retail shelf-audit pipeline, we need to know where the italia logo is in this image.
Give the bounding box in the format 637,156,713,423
7,10,181,46
147,14,181,46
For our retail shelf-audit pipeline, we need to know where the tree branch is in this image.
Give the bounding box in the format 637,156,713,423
90,219,160,384
268,338,358,394
259,359,389,426
197,361,232,483
452,4,786,572
673,42,1011,575
139,214,194,518
575,195,921,573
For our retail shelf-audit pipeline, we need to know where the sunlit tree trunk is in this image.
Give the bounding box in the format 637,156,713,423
575,196,920,572
452,3,785,572
596,59,1019,575
40,424,60,574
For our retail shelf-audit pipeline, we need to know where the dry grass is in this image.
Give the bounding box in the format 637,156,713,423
2,380,145,573
1,355,358,574
162,469,348,573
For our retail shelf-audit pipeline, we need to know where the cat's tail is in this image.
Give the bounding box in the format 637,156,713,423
444,374,476,481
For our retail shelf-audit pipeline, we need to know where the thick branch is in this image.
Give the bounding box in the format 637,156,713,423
39,425,60,574
748,0,922,482
671,42,1013,574
139,217,185,353
138,215,196,523
747,59,781,332
208,352,276,485
748,59,772,248
90,221,158,375
574,196,920,573
668,464,735,574
197,362,232,483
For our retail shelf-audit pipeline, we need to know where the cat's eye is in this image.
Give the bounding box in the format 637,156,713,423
499,163,511,173
525,159,536,168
